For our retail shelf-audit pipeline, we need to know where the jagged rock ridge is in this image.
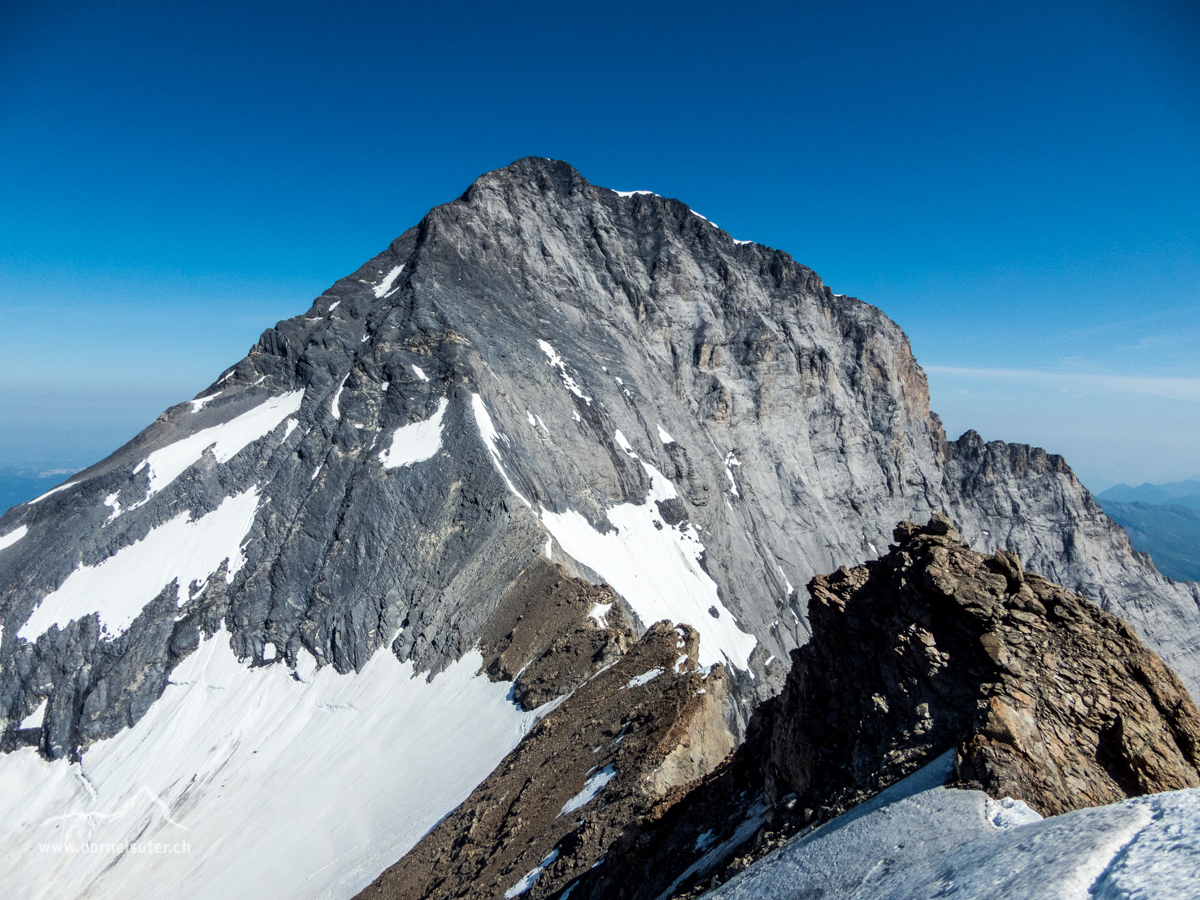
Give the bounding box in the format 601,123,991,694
563,515,1200,900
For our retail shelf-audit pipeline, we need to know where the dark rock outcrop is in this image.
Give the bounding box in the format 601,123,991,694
479,562,633,709
564,515,1200,900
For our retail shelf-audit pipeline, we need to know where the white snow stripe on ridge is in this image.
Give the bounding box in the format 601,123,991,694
189,392,222,412
541,461,757,670
139,390,304,498
559,765,617,817
0,525,28,552
471,394,532,509
379,398,448,469
17,488,261,642
0,631,543,900
620,668,663,691
27,481,73,505
373,264,405,298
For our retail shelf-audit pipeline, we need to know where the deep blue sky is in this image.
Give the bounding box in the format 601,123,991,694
1,0,1197,489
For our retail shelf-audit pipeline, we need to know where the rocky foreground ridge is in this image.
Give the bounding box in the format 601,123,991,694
0,158,1197,899
557,515,1200,900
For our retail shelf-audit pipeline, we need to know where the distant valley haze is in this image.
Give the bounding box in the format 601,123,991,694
1,0,1196,495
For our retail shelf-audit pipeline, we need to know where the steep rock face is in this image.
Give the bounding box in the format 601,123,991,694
942,431,1200,693
2,158,1194,763
566,515,1200,900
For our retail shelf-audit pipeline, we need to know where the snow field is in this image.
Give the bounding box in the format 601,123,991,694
540,435,757,670
0,628,544,900
462,390,757,670
136,390,304,498
709,751,1200,900
17,489,261,641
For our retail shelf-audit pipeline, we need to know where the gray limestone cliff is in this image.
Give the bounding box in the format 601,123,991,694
0,157,1196,762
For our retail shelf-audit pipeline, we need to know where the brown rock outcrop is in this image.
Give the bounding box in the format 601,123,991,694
774,513,1200,816
479,562,635,709
356,574,733,900
564,514,1200,900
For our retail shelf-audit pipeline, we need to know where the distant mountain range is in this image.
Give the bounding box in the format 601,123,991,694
1096,477,1200,583
1098,477,1200,510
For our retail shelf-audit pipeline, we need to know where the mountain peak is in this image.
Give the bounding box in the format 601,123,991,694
2,162,1198,899
463,156,590,196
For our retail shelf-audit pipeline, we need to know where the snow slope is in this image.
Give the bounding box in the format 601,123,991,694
541,438,757,671
709,752,1200,900
136,390,304,498
0,629,544,900
18,490,260,641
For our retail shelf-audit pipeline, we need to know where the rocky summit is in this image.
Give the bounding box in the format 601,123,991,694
0,158,1197,899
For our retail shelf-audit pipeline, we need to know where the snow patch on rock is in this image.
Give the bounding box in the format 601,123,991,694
620,668,663,691
538,340,592,405
540,461,757,670
18,489,261,642
506,849,561,898
373,264,404,298
138,390,304,499
189,392,222,412
559,765,617,817
19,699,47,730
0,525,28,552
588,603,612,628
379,398,448,469
471,393,532,509
330,375,349,420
